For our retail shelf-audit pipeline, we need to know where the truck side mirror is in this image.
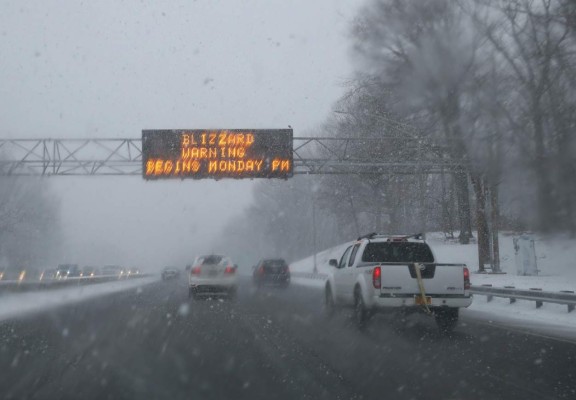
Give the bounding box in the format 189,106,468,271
328,259,338,267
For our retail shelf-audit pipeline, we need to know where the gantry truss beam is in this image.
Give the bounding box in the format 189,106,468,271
292,137,466,175
0,139,143,176
0,137,467,176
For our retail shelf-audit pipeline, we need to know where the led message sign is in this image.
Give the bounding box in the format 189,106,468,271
142,129,293,180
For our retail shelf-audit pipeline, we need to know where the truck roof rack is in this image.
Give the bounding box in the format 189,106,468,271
405,233,426,241
357,232,378,241
356,232,426,241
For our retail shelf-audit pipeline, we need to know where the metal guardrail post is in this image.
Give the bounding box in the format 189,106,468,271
561,291,575,312
481,284,494,302
530,288,544,308
504,286,516,303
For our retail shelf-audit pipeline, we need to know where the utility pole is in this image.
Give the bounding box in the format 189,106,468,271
311,186,317,274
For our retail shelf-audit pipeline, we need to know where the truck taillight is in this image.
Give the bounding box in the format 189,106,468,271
464,267,470,290
373,266,381,289
191,266,201,275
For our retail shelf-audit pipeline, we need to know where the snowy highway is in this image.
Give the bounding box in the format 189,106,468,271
3,0,576,399
1,277,575,400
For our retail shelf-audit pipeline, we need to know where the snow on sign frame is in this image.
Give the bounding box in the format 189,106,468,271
142,129,293,180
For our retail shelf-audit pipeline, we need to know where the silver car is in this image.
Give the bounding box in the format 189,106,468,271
188,255,237,300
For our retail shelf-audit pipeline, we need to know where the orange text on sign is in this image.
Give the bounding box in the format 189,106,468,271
207,159,263,173
271,159,291,172
145,158,292,177
181,132,255,148
146,159,201,176
181,147,247,160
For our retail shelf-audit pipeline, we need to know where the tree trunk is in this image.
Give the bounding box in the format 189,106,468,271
441,92,473,244
454,170,472,244
418,174,428,233
471,174,490,272
490,183,501,272
533,100,556,231
347,186,361,236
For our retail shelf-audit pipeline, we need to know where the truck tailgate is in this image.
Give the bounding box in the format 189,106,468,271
379,263,466,296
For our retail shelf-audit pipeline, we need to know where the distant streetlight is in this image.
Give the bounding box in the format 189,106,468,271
311,191,317,274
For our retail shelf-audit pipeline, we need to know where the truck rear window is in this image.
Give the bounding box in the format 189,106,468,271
361,242,434,263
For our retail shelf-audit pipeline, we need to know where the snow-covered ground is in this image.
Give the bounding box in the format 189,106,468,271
290,232,576,340
429,232,576,291
0,276,159,322
429,232,576,339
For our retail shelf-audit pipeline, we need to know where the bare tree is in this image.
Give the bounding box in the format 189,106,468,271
350,0,489,244
479,0,576,232
0,176,61,269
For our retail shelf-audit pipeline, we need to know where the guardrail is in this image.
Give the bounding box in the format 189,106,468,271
0,274,151,293
290,271,329,281
470,285,576,313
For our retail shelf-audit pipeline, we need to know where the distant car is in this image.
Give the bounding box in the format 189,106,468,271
161,267,180,281
56,264,80,279
82,266,99,278
68,265,82,277
188,255,237,300
0,268,26,281
253,259,290,288
128,267,140,276
101,265,124,278
39,269,57,281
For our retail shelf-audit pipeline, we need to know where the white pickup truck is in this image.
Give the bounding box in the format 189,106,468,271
324,233,472,332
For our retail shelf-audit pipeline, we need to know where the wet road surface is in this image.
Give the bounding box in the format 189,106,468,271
1,277,575,400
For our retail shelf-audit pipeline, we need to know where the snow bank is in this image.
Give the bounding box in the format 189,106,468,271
0,276,159,322
427,232,576,291
289,242,352,275
288,241,352,288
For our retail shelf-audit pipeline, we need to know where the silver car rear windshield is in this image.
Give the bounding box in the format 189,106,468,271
362,242,434,263
199,255,225,265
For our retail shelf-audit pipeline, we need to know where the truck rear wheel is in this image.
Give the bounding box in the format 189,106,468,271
353,289,369,330
435,308,459,334
324,285,335,318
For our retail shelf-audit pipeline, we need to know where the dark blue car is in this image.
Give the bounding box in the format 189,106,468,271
253,259,290,288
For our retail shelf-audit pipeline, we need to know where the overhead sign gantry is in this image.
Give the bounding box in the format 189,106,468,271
0,134,465,176
142,129,293,180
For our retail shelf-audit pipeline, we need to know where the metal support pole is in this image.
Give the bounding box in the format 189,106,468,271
311,189,317,274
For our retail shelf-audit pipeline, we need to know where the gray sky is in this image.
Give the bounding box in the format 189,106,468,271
0,0,359,270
